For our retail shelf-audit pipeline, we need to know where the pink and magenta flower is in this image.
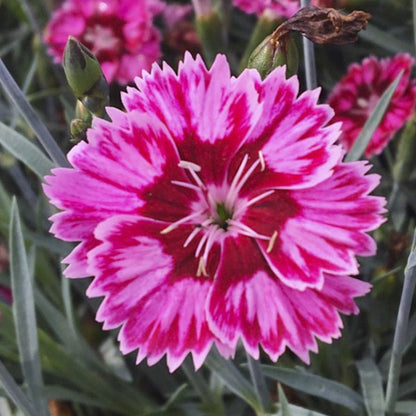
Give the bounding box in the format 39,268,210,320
232,0,334,18
44,0,165,84
44,53,385,371
328,54,416,158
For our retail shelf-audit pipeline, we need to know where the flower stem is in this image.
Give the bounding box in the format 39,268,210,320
300,0,317,90
246,352,271,415
385,230,416,414
0,59,69,168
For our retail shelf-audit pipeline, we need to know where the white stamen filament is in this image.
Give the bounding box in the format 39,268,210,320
183,218,211,247
247,190,274,207
195,232,209,258
233,189,275,218
202,227,222,266
160,210,205,234
171,180,202,192
267,230,278,253
183,227,201,247
226,155,262,207
178,160,206,189
227,219,269,240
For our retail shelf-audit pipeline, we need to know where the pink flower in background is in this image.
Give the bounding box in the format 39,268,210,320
44,53,385,371
232,0,334,18
44,0,165,84
328,54,416,158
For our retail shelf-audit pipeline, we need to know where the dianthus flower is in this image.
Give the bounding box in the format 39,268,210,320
328,54,416,158
232,0,333,18
44,0,164,84
44,53,385,371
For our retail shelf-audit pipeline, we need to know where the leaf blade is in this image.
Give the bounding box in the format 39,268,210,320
356,358,385,416
345,71,403,162
261,365,363,413
205,349,262,412
0,121,54,178
0,359,37,416
9,198,49,416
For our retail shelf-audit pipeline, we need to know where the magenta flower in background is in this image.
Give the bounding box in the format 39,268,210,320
44,0,165,84
232,0,334,18
328,54,416,158
44,53,385,371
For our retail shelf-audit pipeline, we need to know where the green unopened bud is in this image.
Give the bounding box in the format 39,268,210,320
247,33,298,79
63,37,109,116
64,37,102,97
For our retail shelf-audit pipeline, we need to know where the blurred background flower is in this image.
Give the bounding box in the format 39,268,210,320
44,0,165,84
328,54,416,157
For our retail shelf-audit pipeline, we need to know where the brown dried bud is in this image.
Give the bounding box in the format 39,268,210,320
281,6,371,45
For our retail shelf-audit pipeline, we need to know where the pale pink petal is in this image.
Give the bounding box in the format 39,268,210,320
207,236,371,363
88,215,221,371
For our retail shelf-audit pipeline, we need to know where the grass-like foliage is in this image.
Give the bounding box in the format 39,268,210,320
0,0,416,415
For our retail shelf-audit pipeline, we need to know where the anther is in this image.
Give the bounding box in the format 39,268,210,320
197,257,208,277
178,160,201,172
267,230,278,253
258,150,266,171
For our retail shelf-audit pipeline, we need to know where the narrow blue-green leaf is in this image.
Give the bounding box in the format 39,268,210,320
398,375,416,398
360,24,414,55
182,359,214,403
285,405,330,416
0,397,13,416
205,349,262,412
9,199,49,416
386,229,416,413
272,405,330,416
395,401,416,414
345,72,403,162
278,384,291,416
261,365,363,413
44,385,105,408
356,358,385,416
246,352,271,412
34,290,105,372
0,122,54,178
0,59,68,167
0,360,37,416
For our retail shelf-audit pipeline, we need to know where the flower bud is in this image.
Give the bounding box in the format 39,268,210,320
247,33,298,79
63,37,109,116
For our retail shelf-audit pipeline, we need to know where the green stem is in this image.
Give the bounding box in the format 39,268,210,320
385,231,416,414
300,0,317,89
